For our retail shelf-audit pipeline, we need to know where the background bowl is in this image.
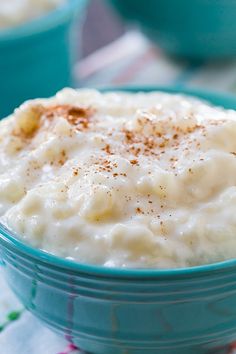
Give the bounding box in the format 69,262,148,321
108,0,236,60
1,86,236,354
0,0,87,119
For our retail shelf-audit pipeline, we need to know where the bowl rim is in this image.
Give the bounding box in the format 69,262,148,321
1,85,236,278
0,0,86,42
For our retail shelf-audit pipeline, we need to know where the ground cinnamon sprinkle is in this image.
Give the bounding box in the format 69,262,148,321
58,149,67,166
44,104,94,130
102,144,112,154
96,158,113,173
159,141,166,148
130,159,138,165
129,146,141,156
18,98,215,184
14,104,95,141
124,129,134,142
136,207,144,214
119,116,200,159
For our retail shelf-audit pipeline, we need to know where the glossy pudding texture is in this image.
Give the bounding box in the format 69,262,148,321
0,0,65,29
0,89,236,268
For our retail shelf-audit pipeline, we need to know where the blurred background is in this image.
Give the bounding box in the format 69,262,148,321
79,0,236,91
82,0,125,57
1,0,236,118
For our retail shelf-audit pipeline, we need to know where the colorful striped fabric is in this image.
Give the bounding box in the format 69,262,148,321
76,31,236,94
1,30,236,354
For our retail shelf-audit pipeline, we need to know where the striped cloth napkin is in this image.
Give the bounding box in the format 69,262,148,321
1,30,236,354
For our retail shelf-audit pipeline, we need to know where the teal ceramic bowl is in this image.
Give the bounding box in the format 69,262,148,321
108,0,236,60
0,0,87,118
1,87,236,354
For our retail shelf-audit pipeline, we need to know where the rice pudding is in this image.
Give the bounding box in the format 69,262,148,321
0,89,236,268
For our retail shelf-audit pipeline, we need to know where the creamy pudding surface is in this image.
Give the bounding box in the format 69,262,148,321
1,89,236,268
0,0,65,29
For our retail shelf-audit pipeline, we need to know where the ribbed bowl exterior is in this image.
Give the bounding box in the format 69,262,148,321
1,87,236,354
2,234,236,354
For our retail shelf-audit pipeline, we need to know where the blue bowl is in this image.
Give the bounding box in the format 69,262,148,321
108,0,236,60
0,0,87,118
1,87,236,354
